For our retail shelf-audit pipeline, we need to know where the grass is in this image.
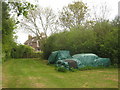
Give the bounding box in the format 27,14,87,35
3,58,118,88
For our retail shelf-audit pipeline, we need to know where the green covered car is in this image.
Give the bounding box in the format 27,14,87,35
48,50,111,69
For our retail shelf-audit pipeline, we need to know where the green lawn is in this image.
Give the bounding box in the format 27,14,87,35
3,58,118,88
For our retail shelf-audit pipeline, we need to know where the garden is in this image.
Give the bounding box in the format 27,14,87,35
1,0,119,88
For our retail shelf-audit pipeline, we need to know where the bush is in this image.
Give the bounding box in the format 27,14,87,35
69,67,78,72
42,26,96,59
55,66,68,72
30,51,43,58
11,44,42,58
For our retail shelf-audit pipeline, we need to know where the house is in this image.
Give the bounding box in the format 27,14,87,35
24,35,40,51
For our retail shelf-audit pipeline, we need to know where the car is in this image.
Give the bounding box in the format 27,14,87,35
48,51,111,69
72,53,111,67
56,53,111,69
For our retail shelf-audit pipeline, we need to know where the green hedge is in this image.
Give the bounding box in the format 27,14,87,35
11,45,42,58
42,26,96,59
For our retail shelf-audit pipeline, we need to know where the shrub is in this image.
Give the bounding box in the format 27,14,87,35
42,26,96,59
11,44,35,58
55,66,68,72
30,51,43,58
69,67,78,72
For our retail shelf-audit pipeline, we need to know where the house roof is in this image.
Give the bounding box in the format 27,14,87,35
24,33,46,45
24,37,38,44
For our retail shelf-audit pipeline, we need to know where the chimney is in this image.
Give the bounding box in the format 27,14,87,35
28,35,32,40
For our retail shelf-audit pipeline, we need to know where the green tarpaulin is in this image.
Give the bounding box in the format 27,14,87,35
48,50,111,69
72,53,111,68
48,50,71,64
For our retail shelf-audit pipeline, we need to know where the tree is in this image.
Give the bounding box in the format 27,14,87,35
59,1,88,30
2,1,36,60
21,7,57,37
2,1,16,60
112,16,120,27
92,2,110,22
101,28,118,64
8,1,36,19
20,6,57,49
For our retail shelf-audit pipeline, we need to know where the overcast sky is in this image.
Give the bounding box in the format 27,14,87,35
15,0,120,44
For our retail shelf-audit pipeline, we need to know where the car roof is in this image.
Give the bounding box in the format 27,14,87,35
73,53,98,57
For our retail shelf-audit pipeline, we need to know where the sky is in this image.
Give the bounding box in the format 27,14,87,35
15,0,120,44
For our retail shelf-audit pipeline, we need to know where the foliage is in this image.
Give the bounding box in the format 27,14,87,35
11,44,40,58
69,67,77,72
8,1,36,18
59,1,88,29
42,26,96,59
92,21,118,64
2,2,17,60
55,66,68,72
31,51,43,59
112,16,120,28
